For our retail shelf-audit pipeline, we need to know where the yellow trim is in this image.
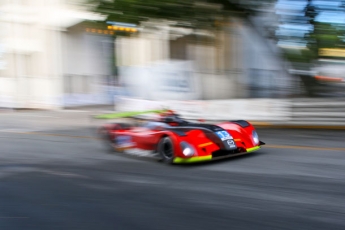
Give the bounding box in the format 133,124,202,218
173,155,212,164
198,142,213,148
234,139,241,141
246,146,260,153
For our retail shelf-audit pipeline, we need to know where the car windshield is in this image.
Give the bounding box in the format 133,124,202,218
143,121,171,130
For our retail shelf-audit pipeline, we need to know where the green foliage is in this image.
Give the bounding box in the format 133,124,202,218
282,48,316,65
89,0,253,29
313,22,345,49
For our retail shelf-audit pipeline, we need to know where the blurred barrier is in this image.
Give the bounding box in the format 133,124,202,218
63,75,116,108
290,99,345,125
115,97,291,122
115,97,345,126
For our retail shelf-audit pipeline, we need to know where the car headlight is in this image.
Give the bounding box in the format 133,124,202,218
252,130,259,145
180,141,195,157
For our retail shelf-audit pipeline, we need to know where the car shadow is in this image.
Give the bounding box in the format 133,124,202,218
173,151,266,168
101,143,268,167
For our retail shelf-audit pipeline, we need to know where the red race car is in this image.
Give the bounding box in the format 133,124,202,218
99,110,265,164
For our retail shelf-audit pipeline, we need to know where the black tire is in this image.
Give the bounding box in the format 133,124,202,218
157,137,175,164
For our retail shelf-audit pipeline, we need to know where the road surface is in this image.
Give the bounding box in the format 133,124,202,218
0,111,345,230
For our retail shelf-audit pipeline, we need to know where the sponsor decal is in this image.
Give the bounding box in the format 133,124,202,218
226,139,236,148
216,131,232,141
161,71,192,92
115,135,134,148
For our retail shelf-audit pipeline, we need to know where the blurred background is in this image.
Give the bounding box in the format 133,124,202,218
1,0,345,110
1,2,345,229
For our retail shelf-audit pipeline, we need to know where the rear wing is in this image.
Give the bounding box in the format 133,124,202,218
93,109,168,120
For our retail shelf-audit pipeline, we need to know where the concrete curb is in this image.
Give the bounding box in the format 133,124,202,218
252,124,345,130
190,120,345,130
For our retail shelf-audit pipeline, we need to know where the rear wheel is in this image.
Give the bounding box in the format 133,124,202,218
157,137,175,164
99,128,123,153
99,128,115,152
99,122,133,153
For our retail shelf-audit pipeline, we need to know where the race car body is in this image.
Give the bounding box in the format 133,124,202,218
99,111,265,164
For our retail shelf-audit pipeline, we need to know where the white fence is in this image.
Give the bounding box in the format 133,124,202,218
116,97,345,125
116,97,291,122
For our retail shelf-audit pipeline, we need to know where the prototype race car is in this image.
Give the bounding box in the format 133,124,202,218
98,110,265,164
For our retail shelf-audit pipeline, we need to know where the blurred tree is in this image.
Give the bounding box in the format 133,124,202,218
275,0,345,67
87,0,273,30
274,0,345,96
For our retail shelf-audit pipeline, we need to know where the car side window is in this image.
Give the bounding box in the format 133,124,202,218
145,122,170,130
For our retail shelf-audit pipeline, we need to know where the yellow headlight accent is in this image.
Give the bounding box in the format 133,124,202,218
198,142,213,148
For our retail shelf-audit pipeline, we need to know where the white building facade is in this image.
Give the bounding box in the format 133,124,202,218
0,0,110,109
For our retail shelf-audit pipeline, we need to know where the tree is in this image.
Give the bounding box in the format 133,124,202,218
88,0,260,30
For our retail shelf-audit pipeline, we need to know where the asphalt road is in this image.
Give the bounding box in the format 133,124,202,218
1,117,345,230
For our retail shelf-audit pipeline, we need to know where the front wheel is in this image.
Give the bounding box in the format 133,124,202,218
157,137,175,164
